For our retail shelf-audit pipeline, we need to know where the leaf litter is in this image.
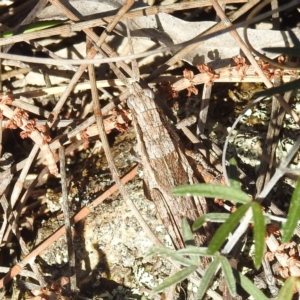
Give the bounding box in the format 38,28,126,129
0,0,300,299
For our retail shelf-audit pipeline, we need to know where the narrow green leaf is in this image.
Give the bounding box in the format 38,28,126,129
196,257,220,299
204,213,231,222
2,20,64,37
147,246,194,267
193,213,231,231
193,213,270,231
254,78,300,98
182,217,196,247
219,256,237,297
193,215,207,230
228,157,240,189
262,47,300,57
182,218,199,264
147,246,175,257
173,184,250,204
152,265,198,294
282,176,300,243
251,202,265,269
208,203,251,254
232,269,269,300
277,277,295,300
177,246,212,256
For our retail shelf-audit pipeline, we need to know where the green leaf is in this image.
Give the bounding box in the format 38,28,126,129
147,246,194,267
232,269,269,300
173,184,250,204
208,202,252,254
177,246,212,256
152,265,198,294
182,218,199,264
262,47,300,57
282,176,300,243
254,78,300,98
277,277,295,300
193,213,231,230
182,217,196,247
193,215,207,230
195,213,270,227
196,257,220,299
219,256,237,297
203,213,231,222
251,202,265,269
2,20,64,37
228,157,241,189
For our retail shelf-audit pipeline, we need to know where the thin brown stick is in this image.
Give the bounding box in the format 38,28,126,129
11,99,50,118
0,153,15,245
3,146,39,245
198,85,212,134
1,67,32,81
0,267,37,280
10,145,39,208
59,146,77,292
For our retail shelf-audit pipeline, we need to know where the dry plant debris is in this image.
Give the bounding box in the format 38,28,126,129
0,0,299,299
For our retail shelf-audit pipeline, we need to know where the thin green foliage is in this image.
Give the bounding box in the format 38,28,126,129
152,265,198,295
182,218,199,264
232,269,269,300
173,184,250,204
147,246,195,267
219,256,237,297
182,217,196,247
277,277,296,300
176,246,211,257
2,20,64,37
282,176,300,243
193,213,231,231
193,215,207,230
228,157,241,189
196,257,220,300
208,202,252,254
251,202,265,269
193,212,270,230
155,129,299,298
